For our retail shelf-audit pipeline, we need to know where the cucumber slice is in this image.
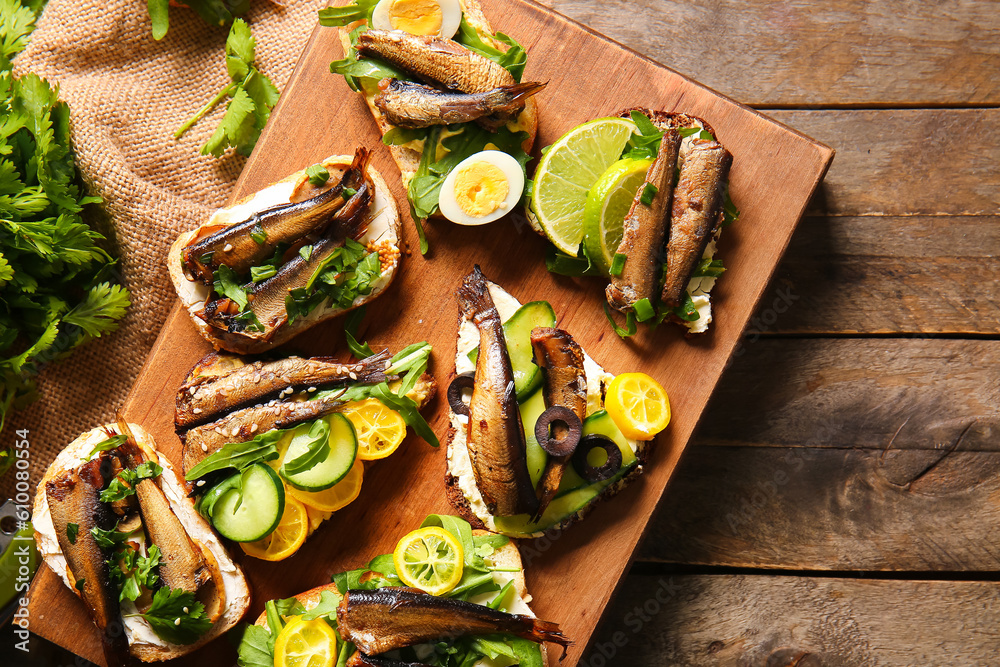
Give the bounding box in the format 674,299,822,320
468,300,556,400
519,387,548,487
211,464,285,543
279,414,357,492
494,409,639,537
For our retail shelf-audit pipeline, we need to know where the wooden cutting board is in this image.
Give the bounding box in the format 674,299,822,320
26,1,833,664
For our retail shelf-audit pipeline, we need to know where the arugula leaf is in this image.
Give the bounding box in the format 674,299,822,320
344,306,375,360
100,461,163,503
544,244,602,277
140,587,212,645
693,258,725,278
677,125,715,141
317,0,379,27
624,110,664,160
237,623,274,667
456,17,527,81
177,19,280,158
85,433,127,460
249,264,276,283
280,418,331,477
300,590,343,621
672,292,702,322
185,429,284,480
66,522,78,544
603,302,638,338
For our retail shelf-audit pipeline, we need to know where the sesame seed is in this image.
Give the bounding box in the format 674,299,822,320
307,387,316,393
196,480,205,487
232,426,240,437
223,243,233,252
253,374,261,383
183,607,189,614
349,372,358,380
192,407,202,414
214,427,224,435
201,443,208,452
251,423,259,433
174,618,181,626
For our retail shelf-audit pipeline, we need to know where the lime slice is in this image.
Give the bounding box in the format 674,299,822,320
531,117,637,255
582,157,653,275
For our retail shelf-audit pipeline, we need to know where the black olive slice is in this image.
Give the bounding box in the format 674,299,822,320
447,372,475,417
571,434,623,483
533,406,582,457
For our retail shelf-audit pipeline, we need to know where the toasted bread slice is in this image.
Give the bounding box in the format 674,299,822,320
33,424,251,662
253,530,548,664
168,155,401,354
336,0,538,218
445,280,650,539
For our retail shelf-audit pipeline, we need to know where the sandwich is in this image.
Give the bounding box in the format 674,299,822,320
319,0,545,252
32,421,250,666
534,109,739,336
168,147,402,354
445,266,671,538
178,342,437,561
236,514,569,667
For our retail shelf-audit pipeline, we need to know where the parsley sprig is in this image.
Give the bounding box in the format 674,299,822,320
0,1,130,438
176,19,280,158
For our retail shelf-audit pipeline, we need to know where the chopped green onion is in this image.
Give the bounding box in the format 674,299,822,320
603,302,637,338
306,164,330,187
249,224,267,245
610,253,627,276
639,183,658,206
633,298,656,322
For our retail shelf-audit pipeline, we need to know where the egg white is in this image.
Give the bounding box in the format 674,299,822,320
370,0,463,39
438,150,525,226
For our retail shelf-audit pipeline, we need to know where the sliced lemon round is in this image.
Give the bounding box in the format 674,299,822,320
531,117,637,255
582,157,653,275
240,494,309,561
273,615,338,667
393,526,464,596
342,398,407,461
605,372,671,440
304,505,332,536
287,458,364,513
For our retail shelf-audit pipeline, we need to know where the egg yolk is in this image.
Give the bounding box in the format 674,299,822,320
388,0,443,35
453,162,510,218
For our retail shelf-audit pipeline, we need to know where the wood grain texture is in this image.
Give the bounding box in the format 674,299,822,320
754,215,1000,334
638,338,1000,570
585,574,1000,666
24,1,832,665
539,0,1000,107
771,110,1000,217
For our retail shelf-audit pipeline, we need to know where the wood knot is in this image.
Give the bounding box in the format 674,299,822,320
766,648,823,667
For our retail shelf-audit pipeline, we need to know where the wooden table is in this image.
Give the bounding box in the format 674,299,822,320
533,0,1000,665
14,1,998,664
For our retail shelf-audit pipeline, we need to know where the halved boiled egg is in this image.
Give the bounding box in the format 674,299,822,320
438,150,525,226
371,0,463,40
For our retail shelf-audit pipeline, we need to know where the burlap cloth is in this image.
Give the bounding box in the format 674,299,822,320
3,0,328,500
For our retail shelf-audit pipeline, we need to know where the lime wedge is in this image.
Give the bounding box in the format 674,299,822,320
531,117,637,255
582,157,653,275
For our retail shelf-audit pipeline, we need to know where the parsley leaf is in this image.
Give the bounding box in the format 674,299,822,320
176,19,280,158
66,522,78,544
90,524,129,549
140,586,212,645
100,461,163,503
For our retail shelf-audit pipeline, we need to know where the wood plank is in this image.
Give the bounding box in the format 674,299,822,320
25,2,831,665
632,338,1000,570
699,338,1000,451
767,109,1000,217
753,215,1000,335
539,0,1000,107
585,574,1000,666
640,446,1000,570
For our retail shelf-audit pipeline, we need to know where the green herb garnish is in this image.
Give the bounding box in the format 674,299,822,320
66,523,79,545
100,461,162,503
306,164,330,186
639,182,658,206
609,253,627,277
139,586,212,645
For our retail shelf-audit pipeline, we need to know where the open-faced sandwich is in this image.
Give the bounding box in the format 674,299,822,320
32,421,250,666
445,266,671,538
531,109,739,336
236,514,569,667
319,0,544,252
168,147,401,354
178,343,437,561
